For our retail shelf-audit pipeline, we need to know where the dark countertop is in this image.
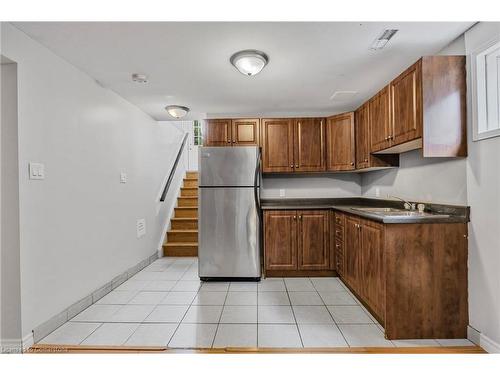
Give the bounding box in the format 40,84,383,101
260,197,470,224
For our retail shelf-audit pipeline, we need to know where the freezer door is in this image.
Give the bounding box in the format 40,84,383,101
199,187,261,278
199,146,259,187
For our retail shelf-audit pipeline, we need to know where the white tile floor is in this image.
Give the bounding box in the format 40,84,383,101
40,257,476,349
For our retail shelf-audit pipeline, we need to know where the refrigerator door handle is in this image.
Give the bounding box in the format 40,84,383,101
253,149,262,217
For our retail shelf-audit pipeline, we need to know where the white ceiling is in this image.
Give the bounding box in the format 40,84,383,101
13,22,473,120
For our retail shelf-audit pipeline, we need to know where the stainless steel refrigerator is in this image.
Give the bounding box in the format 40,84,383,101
198,146,261,280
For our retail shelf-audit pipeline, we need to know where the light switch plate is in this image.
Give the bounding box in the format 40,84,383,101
136,219,146,239
375,187,380,197
29,162,45,180
120,172,127,184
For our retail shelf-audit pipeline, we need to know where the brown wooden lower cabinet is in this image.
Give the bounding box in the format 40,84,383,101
264,210,331,276
340,212,468,340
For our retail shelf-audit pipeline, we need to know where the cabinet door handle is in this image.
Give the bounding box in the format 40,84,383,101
299,215,302,220
232,140,236,143
227,140,231,143
293,215,297,220
290,164,294,168
295,164,299,168
364,158,368,162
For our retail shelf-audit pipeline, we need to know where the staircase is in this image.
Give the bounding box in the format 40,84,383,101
163,171,198,257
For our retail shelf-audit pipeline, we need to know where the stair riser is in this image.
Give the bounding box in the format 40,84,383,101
171,220,198,230
181,188,198,197
186,172,198,179
163,245,198,257
178,198,198,207
168,232,198,242
183,180,198,188
175,208,198,218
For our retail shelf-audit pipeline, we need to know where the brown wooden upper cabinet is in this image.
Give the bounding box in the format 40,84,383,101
204,119,232,146
231,118,260,146
369,86,392,152
294,118,326,172
204,118,259,146
355,103,370,169
261,118,325,173
326,112,355,171
368,56,467,157
357,99,399,170
264,210,329,272
261,118,295,173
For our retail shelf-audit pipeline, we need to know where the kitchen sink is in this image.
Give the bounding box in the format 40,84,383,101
352,207,450,218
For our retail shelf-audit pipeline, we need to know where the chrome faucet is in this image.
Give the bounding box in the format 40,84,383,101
388,195,416,210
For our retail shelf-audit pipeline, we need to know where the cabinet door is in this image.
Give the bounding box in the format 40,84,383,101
326,112,355,171
360,219,385,321
297,210,329,270
344,215,361,291
294,118,326,172
261,118,295,173
355,103,370,169
204,119,232,146
369,86,392,152
390,60,422,146
264,210,298,270
232,118,260,146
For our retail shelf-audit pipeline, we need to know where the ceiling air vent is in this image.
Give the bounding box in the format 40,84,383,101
370,29,398,50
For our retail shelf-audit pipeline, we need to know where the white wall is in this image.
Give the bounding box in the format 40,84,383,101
261,173,361,199
1,59,23,351
361,150,468,205
360,35,469,206
1,23,185,340
464,22,500,352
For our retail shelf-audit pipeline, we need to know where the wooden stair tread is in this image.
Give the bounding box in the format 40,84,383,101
164,172,199,257
163,242,198,246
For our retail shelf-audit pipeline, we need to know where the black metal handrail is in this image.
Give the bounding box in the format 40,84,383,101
160,133,189,202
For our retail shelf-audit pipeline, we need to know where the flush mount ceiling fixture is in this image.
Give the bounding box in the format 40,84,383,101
230,49,269,76
165,105,190,119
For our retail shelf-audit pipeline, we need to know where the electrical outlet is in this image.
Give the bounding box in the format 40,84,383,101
136,219,146,239
279,189,286,197
375,187,380,197
120,172,127,184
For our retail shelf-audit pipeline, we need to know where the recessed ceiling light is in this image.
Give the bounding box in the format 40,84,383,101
132,73,148,83
230,49,269,76
370,29,398,50
165,105,190,119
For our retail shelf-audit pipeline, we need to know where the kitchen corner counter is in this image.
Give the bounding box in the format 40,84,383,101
260,197,470,224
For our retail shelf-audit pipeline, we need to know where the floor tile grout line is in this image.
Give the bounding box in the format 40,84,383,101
284,280,304,348
70,322,104,346
210,286,229,348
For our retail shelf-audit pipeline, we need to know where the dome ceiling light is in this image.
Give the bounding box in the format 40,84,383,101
165,105,190,119
230,49,269,76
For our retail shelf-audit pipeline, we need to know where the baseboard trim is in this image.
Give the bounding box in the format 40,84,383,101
468,325,500,353
31,250,158,345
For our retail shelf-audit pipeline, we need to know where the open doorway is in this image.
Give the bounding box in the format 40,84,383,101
1,55,23,353
179,120,201,171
